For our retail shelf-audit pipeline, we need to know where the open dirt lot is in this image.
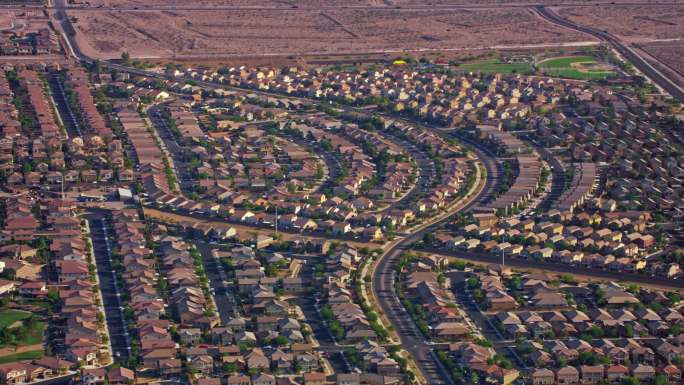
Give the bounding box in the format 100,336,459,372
70,7,592,59
637,41,684,88
557,5,684,41
640,41,684,74
76,0,681,8
78,0,388,8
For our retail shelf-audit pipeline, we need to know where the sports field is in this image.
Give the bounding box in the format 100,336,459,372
538,55,617,80
0,310,32,329
456,60,534,74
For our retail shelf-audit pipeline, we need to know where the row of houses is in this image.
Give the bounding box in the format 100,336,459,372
446,342,520,385
68,67,112,139
158,236,219,330
536,101,683,219
402,256,473,341
177,64,554,128
0,358,73,385
0,70,21,137
475,125,541,216
442,207,665,278
110,210,182,376
52,203,110,367
2,65,129,189
556,162,598,213
531,363,679,385
19,68,61,140
0,25,59,56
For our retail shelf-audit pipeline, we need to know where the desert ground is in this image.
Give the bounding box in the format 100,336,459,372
75,0,681,8
638,41,684,82
556,4,684,84
77,0,389,8
65,0,684,67
557,5,684,41
69,7,593,59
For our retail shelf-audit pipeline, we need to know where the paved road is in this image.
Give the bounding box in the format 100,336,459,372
521,135,566,212
144,205,373,245
385,134,436,211
195,242,238,324
449,274,527,369
49,71,82,138
420,247,684,292
87,213,132,363
371,142,500,385
295,259,354,374
147,104,194,194
533,6,684,102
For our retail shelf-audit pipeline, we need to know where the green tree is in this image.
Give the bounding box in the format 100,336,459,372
653,374,667,385
622,377,640,385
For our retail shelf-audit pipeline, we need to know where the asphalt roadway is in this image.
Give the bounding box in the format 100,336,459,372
87,213,132,363
419,246,684,293
371,142,500,385
147,104,195,195
195,241,238,324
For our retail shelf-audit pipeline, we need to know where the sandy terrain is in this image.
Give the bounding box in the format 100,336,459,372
79,0,387,8
558,5,684,41
640,41,684,75
77,0,681,8
637,41,684,88
70,7,592,59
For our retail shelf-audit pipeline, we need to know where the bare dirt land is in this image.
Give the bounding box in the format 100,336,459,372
76,0,681,8
557,5,684,41
70,7,592,59
636,41,684,88
78,0,388,8
640,41,684,74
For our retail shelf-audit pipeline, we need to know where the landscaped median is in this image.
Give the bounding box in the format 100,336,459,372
361,159,486,385
366,159,485,338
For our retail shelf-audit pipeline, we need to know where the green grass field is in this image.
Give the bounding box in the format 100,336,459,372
0,310,45,347
0,310,32,329
538,55,616,80
456,60,533,74
0,350,44,364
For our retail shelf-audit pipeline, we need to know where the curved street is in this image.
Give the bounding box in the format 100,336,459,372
370,142,500,385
